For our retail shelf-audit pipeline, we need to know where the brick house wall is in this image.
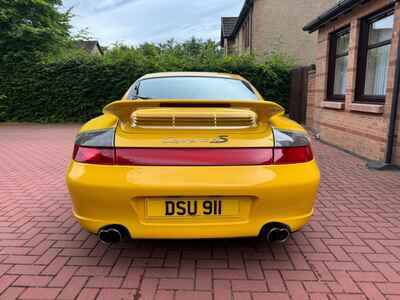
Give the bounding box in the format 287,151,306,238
223,0,337,65
252,0,337,65
306,0,400,164
232,6,253,56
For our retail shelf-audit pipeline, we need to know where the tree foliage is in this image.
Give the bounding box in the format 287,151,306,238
0,0,71,63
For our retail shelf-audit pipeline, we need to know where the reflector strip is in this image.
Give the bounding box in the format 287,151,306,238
115,148,274,166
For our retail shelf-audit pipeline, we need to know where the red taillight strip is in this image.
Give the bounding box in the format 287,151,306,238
116,148,273,166
73,146,313,166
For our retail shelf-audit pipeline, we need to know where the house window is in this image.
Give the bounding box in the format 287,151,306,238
356,8,394,102
328,27,350,100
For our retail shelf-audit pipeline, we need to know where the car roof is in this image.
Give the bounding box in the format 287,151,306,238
139,72,245,80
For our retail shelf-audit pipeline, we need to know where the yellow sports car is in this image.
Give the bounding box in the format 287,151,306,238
66,72,320,244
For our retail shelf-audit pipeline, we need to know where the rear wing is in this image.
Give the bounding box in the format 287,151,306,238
103,99,284,127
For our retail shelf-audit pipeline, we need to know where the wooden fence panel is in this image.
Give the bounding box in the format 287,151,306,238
289,66,311,124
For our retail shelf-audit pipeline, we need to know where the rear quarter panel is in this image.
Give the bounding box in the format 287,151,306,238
79,114,118,133
269,115,307,133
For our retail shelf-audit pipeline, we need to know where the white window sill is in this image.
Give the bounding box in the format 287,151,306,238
322,101,345,110
349,103,384,114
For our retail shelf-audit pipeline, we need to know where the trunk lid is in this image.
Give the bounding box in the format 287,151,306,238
103,99,284,148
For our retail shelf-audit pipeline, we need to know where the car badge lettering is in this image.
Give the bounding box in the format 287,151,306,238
161,135,229,144
210,135,229,144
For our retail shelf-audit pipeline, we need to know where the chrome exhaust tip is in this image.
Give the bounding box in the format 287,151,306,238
266,227,290,244
98,228,123,244
260,223,291,244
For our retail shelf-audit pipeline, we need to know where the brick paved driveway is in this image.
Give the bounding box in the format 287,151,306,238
1,124,400,300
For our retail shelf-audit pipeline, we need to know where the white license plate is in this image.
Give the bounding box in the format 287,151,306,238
146,198,240,217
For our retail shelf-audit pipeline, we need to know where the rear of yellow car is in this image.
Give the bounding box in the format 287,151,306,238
66,73,320,243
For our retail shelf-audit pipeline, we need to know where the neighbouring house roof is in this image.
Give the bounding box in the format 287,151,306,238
75,40,104,55
221,17,238,46
303,0,372,33
221,17,238,38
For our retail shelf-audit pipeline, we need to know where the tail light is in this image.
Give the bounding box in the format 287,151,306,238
273,146,313,164
272,128,314,164
72,128,313,166
73,129,115,165
74,146,114,165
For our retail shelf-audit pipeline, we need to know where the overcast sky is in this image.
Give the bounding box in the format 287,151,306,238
62,0,243,46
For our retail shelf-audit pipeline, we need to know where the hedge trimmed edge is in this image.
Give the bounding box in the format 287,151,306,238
0,52,293,123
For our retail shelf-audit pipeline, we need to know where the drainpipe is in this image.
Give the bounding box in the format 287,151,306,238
368,19,400,170
384,24,400,165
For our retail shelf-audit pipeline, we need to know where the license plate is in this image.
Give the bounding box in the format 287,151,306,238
146,198,240,217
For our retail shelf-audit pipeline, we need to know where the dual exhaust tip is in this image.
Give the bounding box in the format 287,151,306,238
265,227,290,244
98,223,290,244
261,223,291,244
99,227,124,244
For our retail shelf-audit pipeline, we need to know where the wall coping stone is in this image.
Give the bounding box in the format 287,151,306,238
322,101,345,110
349,103,384,114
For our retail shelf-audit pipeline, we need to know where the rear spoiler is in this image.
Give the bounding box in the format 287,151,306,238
103,99,284,125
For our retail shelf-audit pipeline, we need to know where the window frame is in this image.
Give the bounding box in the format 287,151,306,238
327,26,351,101
355,6,395,103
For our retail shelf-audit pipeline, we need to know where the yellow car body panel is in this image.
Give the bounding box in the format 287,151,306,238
67,161,319,238
79,114,118,132
66,72,320,239
270,115,307,133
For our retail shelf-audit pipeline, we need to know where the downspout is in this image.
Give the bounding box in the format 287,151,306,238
384,19,400,165
250,4,253,55
368,6,400,170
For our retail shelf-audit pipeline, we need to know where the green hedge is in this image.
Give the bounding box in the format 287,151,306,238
0,49,293,123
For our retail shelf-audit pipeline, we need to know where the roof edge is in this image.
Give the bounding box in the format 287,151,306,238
230,0,254,39
221,16,239,45
303,0,372,33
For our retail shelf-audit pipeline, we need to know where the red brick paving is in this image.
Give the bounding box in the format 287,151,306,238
1,124,400,299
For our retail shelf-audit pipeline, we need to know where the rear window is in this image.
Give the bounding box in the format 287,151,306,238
129,76,258,100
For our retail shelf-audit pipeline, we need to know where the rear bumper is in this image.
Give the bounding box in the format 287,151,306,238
66,161,320,238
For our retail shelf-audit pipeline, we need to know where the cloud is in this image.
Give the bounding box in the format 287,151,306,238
93,0,142,13
62,0,243,45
